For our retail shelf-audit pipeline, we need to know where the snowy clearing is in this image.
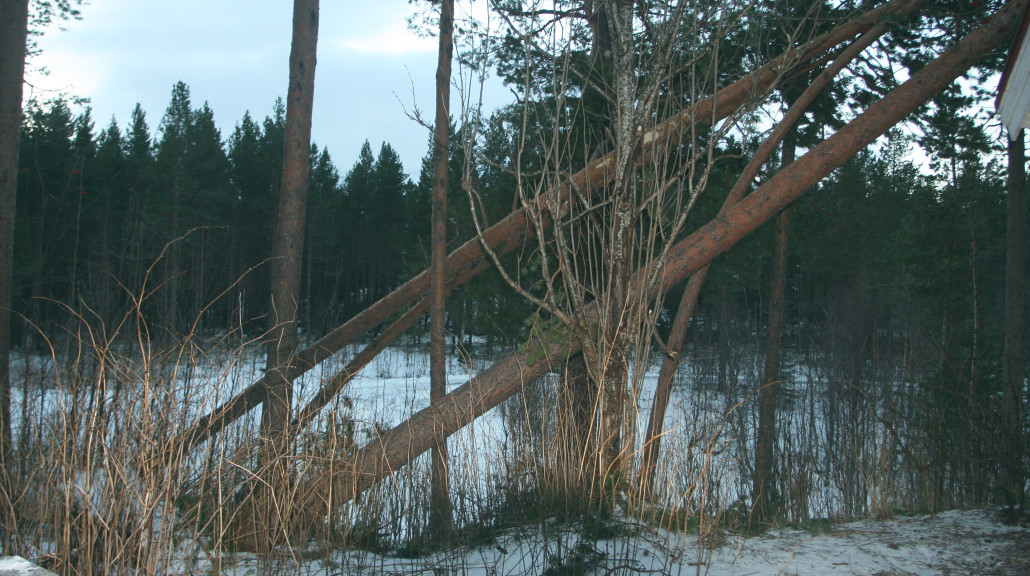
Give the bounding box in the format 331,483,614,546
9,346,1027,576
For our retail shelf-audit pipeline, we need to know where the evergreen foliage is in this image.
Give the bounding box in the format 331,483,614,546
13,66,1022,369
11,85,536,352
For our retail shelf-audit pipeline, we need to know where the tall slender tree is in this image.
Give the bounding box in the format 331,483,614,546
258,0,318,551
372,143,407,296
753,71,811,525
0,0,30,474
227,111,267,329
122,104,153,302
341,141,375,313
429,0,455,540
88,117,125,321
752,176,793,524
303,143,342,335
1001,128,1026,514
154,81,193,335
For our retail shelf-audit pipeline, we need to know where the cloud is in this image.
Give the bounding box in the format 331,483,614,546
21,0,471,174
332,26,435,55
24,46,109,104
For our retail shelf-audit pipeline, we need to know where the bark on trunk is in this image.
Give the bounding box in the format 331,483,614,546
752,205,792,524
562,352,597,488
175,0,931,453
255,0,318,552
320,0,1024,503
1001,129,1027,512
429,0,455,539
751,119,799,523
0,0,29,479
263,0,318,449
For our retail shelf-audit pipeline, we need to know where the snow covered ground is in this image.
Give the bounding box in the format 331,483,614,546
9,344,1028,576
198,508,1028,575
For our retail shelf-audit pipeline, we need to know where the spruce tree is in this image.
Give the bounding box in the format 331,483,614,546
372,142,408,298
341,141,376,314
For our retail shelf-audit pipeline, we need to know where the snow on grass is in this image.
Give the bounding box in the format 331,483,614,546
704,509,1027,576
178,508,1027,575
10,343,1026,575
0,556,51,575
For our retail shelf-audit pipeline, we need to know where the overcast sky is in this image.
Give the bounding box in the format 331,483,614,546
24,0,505,179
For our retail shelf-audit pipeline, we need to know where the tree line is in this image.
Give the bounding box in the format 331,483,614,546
13,76,1022,394
12,82,532,350
14,62,1023,518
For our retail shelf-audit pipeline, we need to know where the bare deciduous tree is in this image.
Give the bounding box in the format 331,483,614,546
635,13,898,499
471,0,789,499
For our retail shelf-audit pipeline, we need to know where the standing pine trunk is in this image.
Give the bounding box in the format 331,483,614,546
1001,128,1026,514
258,0,318,552
0,0,29,475
429,0,455,540
752,131,796,525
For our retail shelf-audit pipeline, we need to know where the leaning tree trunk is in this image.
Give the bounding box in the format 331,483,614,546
635,271,703,499
257,0,318,552
173,0,932,454
633,18,891,499
317,0,1027,504
429,0,455,540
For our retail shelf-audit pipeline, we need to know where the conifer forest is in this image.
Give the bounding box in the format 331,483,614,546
0,0,1028,574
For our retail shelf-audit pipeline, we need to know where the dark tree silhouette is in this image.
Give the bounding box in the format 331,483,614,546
0,0,29,476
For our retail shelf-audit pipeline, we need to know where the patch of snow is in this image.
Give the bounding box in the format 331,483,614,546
0,557,34,571
0,556,56,576
168,508,1029,575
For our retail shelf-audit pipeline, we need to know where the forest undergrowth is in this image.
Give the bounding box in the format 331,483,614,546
0,300,1022,576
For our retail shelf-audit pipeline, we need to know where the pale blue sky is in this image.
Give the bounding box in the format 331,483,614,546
25,0,504,178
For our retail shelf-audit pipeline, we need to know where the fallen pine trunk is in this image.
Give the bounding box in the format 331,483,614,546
326,0,1027,503
176,0,919,451
636,13,899,495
